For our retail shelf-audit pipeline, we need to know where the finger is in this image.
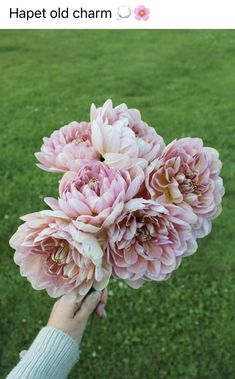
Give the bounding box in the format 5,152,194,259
96,303,107,319
75,291,102,322
47,297,71,325
51,299,60,312
56,294,83,319
100,288,108,305
95,288,108,318
67,293,84,316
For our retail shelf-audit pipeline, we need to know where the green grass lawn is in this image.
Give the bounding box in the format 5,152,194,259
0,30,235,379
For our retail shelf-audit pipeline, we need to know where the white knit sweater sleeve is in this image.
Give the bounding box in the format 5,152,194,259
6,326,80,379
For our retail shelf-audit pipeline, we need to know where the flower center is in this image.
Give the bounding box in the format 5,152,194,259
184,179,196,191
140,11,145,16
180,178,197,193
133,127,140,137
51,244,68,265
71,133,86,144
88,177,99,192
137,227,152,242
71,137,81,144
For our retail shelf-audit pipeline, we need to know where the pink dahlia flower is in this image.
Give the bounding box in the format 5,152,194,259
90,99,164,169
35,121,100,173
9,211,111,298
134,5,150,21
146,138,224,237
105,199,197,288
45,162,144,233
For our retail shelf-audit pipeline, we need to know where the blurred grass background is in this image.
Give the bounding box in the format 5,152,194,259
0,30,234,379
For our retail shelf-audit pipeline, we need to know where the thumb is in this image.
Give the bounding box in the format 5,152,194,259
76,291,102,322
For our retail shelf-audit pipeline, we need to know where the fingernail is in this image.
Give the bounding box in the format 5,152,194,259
102,308,107,319
99,304,107,318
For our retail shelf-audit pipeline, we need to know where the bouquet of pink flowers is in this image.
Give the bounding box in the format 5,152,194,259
10,100,224,298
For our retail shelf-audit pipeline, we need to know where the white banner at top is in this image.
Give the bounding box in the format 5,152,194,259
0,0,235,29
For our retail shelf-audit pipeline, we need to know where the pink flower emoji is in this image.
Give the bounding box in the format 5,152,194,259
134,5,150,21
45,161,145,233
105,199,197,289
91,99,164,169
9,211,111,298
35,121,100,173
146,138,224,238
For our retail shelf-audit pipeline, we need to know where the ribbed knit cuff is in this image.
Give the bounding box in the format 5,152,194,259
7,326,80,379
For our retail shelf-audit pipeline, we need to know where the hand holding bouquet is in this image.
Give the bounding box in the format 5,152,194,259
10,100,224,299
